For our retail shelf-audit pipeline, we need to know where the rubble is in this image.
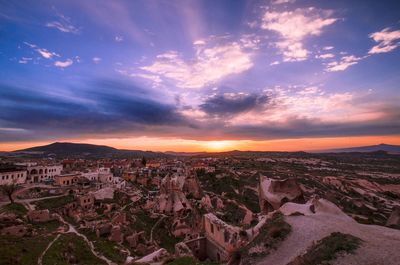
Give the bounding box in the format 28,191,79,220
175,242,194,258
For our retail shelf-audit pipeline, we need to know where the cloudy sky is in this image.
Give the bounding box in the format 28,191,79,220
1,0,400,151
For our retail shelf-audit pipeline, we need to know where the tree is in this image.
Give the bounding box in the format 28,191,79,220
141,157,147,167
1,182,19,203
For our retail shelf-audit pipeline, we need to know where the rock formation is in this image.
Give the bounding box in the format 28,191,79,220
386,206,400,228
258,176,305,213
157,174,192,215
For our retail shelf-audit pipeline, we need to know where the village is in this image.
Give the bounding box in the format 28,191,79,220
1,151,400,265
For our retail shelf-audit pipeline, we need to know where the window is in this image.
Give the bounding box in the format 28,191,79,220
224,230,230,243
210,223,214,234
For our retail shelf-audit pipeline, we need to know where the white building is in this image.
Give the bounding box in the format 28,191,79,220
81,167,113,183
23,163,63,183
0,166,27,185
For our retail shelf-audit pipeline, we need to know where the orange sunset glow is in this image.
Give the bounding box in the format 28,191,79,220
2,135,400,153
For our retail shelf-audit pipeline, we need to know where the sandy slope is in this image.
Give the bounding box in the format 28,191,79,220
256,200,400,265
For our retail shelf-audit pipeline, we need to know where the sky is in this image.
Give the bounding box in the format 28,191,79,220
0,0,400,152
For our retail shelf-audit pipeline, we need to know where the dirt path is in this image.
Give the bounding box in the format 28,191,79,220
55,214,117,265
150,215,167,243
0,194,67,208
38,234,61,265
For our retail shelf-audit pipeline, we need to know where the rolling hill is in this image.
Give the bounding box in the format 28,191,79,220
14,142,169,158
318,144,400,154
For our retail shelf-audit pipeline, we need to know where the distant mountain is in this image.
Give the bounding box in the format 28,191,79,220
15,142,169,158
317,144,400,154
165,150,306,157
164,151,208,156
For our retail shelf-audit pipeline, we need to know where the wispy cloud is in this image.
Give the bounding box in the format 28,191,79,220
271,0,296,5
93,57,102,64
46,13,80,34
23,42,60,59
261,8,337,61
18,57,32,64
115,35,124,42
368,27,400,54
325,55,364,72
54,59,73,68
140,39,254,88
316,53,334,59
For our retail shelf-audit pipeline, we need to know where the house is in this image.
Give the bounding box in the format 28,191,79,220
203,213,242,262
20,163,63,183
54,173,80,186
77,194,95,210
0,164,27,185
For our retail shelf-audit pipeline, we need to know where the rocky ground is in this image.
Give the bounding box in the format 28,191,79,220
0,152,399,264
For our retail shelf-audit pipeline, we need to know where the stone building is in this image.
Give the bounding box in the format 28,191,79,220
77,194,95,210
0,164,27,185
54,173,80,186
21,163,62,183
203,213,242,262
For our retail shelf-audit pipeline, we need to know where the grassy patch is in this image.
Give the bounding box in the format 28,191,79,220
129,209,157,237
0,202,27,217
80,228,127,264
219,201,246,226
35,195,75,210
42,233,108,265
240,212,291,261
0,235,54,265
288,232,361,265
155,228,183,253
31,219,62,234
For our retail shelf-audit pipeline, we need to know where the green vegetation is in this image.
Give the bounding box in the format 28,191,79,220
35,195,75,210
0,202,27,217
0,235,54,265
288,232,362,265
32,219,62,234
220,201,246,226
155,227,183,253
80,228,127,264
242,189,260,213
241,212,291,261
42,233,107,265
129,209,157,237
